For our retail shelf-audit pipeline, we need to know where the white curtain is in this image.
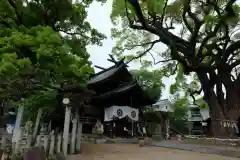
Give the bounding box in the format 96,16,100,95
6,124,14,134
104,106,139,122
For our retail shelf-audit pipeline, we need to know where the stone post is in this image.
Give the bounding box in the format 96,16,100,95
62,97,71,157
76,117,82,153
33,108,42,140
62,106,71,157
12,106,24,143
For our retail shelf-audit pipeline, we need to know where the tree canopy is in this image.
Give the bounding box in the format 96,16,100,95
0,0,106,121
130,68,167,100
111,0,240,132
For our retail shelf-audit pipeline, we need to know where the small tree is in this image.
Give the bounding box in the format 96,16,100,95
170,99,189,134
131,68,167,100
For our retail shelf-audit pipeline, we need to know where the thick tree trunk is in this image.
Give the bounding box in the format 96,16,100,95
207,95,227,137
197,72,240,137
209,99,240,138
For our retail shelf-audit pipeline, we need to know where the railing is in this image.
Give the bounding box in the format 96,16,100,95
191,113,202,117
188,114,203,122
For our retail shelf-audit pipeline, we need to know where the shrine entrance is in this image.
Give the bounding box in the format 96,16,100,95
104,106,139,138
88,58,157,139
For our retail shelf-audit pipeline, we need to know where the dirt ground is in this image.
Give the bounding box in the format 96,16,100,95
69,144,239,160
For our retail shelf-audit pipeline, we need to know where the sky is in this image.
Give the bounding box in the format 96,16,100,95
86,0,174,99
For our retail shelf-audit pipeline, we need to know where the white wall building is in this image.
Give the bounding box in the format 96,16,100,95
151,99,174,113
187,105,210,122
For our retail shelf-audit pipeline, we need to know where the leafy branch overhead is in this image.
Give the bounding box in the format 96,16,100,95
131,69,167,100
111,0,240,124
113,0,240,72
0,0,105,121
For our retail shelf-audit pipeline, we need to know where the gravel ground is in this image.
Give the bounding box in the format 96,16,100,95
69,144,239,160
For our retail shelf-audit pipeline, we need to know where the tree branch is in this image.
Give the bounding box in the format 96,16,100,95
155,59,173,64
184,0,203,52
129,24,144,30
230,59,240,69
197,22,222,59
126,39,161,64
148,51,173,65
124,40,160,51
160,0,168,25
189,87,203,107
171,62,179,75
0,19,11,28
7,0,22,25
197,0,233,59
149,52,173,65
127,0,190,54
223,40,240,61
116,40,161,55
185,0,201,24
182,7,193,33
191,87,203,95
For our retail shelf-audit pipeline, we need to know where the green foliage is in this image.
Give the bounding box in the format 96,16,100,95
111,0,240,118
131,68,167,100
195,98,208,108
20,89,58,122
170,100,189,134
170,103,188,121
0,0,106,120
169,64,188,95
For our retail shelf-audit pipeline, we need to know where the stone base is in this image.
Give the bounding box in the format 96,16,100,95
152,135,163,141
144,137,152,145
138,140,145,147
95,138,107,144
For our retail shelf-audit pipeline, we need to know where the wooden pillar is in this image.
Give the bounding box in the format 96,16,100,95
62,106,71,157
70,113,77,154
76,117,82,153
56,133,62,153
49,130,55,156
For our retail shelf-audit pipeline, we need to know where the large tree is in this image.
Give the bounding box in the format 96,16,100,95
111,0,240,136
0,0,106,122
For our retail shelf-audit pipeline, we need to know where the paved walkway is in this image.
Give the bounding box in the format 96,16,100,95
151,140,240,158
70,144,239,160
79,137,240,158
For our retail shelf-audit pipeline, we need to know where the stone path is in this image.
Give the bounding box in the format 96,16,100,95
69,144,239,160
151,140,240,158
